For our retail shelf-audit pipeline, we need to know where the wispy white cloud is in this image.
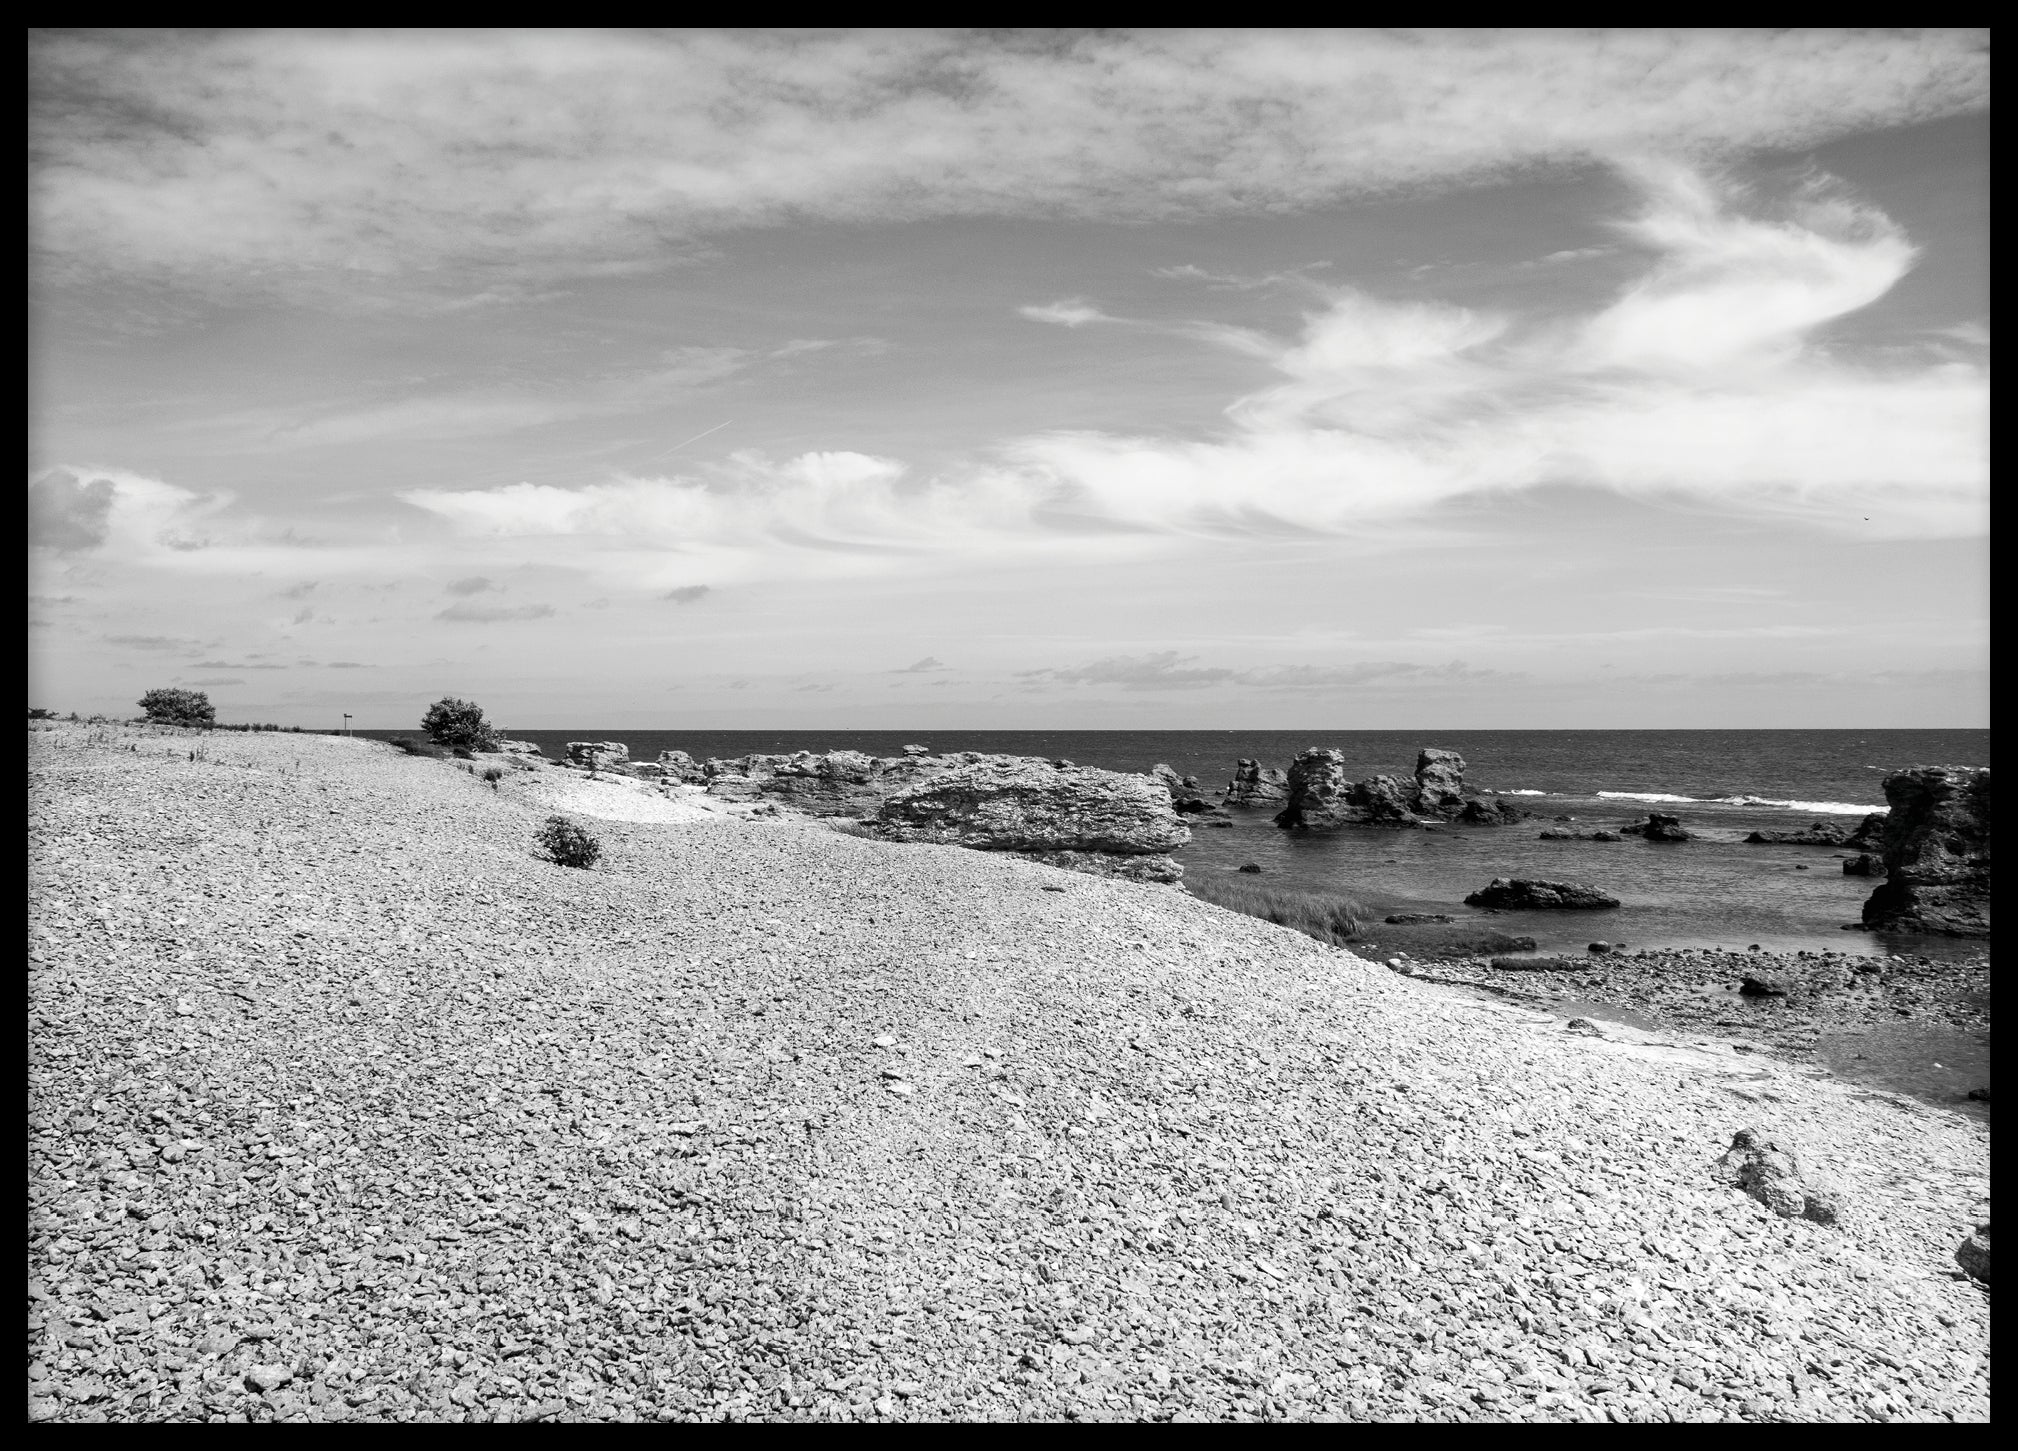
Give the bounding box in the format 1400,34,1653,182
30,30,1987,298
34,162,1987,608
1018,300,1118,329
435,601,557,623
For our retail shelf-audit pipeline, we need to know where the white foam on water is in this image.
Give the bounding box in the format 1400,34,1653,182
1506,789,1550,796
1713,795,1884,815
1596,791,1699,804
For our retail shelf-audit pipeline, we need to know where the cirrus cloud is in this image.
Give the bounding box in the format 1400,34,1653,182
30,30,1987,298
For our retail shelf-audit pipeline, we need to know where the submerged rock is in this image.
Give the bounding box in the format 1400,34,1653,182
1384,913,1453,925
1714,1128,1841,1225
1859,765,1990,937
1464,878,1621,910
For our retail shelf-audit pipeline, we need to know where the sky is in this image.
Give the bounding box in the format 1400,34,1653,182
28,29,1990,729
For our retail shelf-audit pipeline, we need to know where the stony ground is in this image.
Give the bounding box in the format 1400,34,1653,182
27,723,1989,1423
1406,947,1990,1089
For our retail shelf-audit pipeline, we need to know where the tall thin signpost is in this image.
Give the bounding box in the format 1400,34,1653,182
342,713,352,737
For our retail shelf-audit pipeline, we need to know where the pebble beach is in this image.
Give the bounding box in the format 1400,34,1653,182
27,722,1990,1423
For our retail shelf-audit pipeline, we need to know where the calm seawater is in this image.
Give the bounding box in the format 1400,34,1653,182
375,728,1988,960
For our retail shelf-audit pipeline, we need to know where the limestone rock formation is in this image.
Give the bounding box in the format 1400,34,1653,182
1859,765,1990,937
1464,878,1621,910
1412,748,1468,813
1271,746,1525,830
1273,750,1362,829
702,749,891,814
1222,759,1290,806
1714,1129,1841,1225
493,738,545,757
870,757,1189,867
655,749,706,783
1843,854,1886,877
1844,811,1889,852
564,741,631,772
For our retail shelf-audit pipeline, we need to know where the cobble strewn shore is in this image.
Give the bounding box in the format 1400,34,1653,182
28,723,1989,1422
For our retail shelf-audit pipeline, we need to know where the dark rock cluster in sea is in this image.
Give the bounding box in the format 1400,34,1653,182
1269,748,1527,831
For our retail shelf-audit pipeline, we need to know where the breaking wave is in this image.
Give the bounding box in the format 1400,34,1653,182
1711,795,1883,816
1594,789,1880,815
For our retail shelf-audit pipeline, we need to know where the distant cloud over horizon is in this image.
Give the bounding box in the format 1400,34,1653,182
662,585,711,604
434,601,557,624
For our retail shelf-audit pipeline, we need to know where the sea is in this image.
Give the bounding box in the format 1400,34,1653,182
374,727,1988,962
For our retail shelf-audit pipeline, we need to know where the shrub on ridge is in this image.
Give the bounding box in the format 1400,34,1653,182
138,687,215,728
536,815,602,869
421,696,499,752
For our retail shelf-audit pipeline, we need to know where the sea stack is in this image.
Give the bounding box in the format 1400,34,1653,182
1859,765,1990,936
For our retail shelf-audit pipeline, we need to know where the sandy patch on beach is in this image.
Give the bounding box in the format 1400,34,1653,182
507,765,735,825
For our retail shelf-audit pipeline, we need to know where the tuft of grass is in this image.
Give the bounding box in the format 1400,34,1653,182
1184,872,1370,948
387,735,448,759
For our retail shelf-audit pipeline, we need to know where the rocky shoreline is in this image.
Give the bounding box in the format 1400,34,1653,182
1386,947,1990,1107
29,723,1989,1423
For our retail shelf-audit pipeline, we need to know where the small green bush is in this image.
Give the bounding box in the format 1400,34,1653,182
421,696,499,752
138,687,215,727
536,815,601,869
27,707,55,720
1184,873,1370,949
482,766,504,789
387,735,448,758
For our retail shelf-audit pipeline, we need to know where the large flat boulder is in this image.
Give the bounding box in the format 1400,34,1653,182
870,758,1190,858
1859,765,1990,937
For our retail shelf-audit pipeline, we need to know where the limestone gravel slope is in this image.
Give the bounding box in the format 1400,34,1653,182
28,724,1989,1423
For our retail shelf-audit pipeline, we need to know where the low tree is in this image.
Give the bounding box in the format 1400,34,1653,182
138,687,216,727
420,696,499,752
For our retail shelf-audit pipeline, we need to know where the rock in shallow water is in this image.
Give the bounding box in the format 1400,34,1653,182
1859,765,1990,937
1464,877,1621,910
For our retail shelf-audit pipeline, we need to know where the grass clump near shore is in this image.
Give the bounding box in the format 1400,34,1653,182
387,735,449,759
1185,872,1370,948
536,815,602,869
